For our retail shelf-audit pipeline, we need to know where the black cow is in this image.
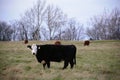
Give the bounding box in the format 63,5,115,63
27,44,76,69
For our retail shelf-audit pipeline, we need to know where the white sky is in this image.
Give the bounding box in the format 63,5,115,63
0,0,119,24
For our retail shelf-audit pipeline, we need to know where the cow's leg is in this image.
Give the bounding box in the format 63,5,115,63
46,61,50,68
43,63,46,69
70,60,74,69
63,61,69,69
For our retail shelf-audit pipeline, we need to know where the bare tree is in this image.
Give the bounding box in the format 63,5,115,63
107,8,120,39
45,5,66,40
17,21,29,40
19,0,46,40
11,21,20,41
61,18,84,40
9,0,85,41
76,24,84,40
86,16,106,40
0,21,13,41
41,27,49,40
86,8,120,40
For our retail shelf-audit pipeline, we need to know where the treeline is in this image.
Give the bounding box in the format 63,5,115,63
0,0,120,41
87,8,120,40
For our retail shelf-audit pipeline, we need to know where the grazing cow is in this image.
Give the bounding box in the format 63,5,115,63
55,41,61,45
84,40,90,46
27,44,76,69
24,40,28,44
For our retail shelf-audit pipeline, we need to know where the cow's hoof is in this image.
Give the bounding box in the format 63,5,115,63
62,67,66,70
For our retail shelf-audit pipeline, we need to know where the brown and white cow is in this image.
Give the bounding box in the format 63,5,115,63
54,41,61,45
84,40,90,46
24,40,28,44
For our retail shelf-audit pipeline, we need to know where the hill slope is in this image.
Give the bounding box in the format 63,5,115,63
0,40,120,80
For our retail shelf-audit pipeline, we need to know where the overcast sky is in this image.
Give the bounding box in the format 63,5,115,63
0,0,119,24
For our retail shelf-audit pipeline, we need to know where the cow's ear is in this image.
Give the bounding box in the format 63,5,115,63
27,45,31,49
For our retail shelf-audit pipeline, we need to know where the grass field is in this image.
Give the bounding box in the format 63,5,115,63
0,40,120,80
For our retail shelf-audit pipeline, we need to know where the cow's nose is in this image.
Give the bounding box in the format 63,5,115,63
33,53,35,55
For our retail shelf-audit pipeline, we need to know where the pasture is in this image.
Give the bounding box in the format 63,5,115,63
0,40,120,80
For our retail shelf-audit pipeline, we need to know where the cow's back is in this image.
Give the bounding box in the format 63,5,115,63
37,45,76,62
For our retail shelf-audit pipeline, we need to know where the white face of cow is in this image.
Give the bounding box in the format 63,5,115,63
31,44,37,55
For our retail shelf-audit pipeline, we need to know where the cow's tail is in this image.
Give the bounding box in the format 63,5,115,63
73,45,76,65
73,58,76,65
73,53,76,65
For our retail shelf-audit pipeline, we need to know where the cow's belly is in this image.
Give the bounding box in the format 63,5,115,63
50,58,63,62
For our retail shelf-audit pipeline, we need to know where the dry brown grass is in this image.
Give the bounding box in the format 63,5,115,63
0,40,120,80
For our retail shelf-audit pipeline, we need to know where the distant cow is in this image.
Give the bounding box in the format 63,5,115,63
84,40,90,46
27,44,76,69
24,40,28,44
55,41,61,45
